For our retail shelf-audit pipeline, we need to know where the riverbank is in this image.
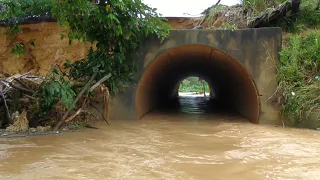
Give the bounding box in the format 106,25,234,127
0,122,100,138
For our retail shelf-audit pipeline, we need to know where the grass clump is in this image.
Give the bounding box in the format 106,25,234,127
277,32,320,126
241,0,286,15
206,5,247,29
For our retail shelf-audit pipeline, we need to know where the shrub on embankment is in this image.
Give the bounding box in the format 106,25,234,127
277,32,320,126
276,0,320,127
205,0,320,127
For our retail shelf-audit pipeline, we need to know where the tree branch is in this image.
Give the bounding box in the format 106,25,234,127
0,79,34,95
89,73,111,92
65,108,84,122
53,72,98,131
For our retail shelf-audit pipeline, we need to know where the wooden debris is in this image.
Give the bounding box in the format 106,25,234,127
102,84,111,125
53,72,98,131
0,88,11,124
248,1,294,28
1,70,111,132
6,110,29,132
65,108,84,123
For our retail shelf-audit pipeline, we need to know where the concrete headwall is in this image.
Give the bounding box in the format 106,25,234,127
110,28,282,125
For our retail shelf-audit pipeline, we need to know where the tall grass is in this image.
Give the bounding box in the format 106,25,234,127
240,0,286,15
277,32,320,125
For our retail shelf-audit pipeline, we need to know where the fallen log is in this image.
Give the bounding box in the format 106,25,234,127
248,1,295,28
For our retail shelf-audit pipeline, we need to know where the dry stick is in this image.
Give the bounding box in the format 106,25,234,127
23,94,37,101
197,0,221,26
13,78,31,90
53,72,98,131
89,73,112,92
89,73,112,125
90,102,110,124
0,79,34,94
84,110,100,121
0,89,11,123
65,108,84,122
16,70,34,79
9,81,35,94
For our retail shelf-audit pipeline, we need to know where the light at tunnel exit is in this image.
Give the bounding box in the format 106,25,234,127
178,76,210,97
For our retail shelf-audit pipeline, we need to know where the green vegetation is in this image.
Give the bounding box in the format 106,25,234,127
240,0,287,15
0,0,171,129
275,0,320,126
206,0,320,126
0,0,54,19
179,77,210,94
277,32,320,126
245,0,320,126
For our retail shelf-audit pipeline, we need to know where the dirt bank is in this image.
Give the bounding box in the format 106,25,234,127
0,22,93,76
0,17,203,76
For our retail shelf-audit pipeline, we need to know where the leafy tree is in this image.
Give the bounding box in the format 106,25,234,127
0,0,171,115
51,0,171,92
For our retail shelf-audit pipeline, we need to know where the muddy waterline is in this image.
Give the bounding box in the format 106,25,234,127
0,96,319,180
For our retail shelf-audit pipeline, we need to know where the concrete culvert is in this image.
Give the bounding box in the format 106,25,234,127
135,44,260,123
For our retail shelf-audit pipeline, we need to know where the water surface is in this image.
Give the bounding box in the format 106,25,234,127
0,96,319,180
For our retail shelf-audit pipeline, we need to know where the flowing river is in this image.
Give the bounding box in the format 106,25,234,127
0,95,320,180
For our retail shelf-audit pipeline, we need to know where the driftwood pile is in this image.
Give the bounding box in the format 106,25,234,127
0,70,110,133
0,71,43,131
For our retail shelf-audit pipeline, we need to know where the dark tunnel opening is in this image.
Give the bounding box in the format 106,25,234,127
135,44,260,123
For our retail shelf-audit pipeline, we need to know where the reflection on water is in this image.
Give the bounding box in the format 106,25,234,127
0,96,320,180
156,94,241,118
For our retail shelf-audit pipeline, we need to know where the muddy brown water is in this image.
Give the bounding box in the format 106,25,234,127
1,96,320,180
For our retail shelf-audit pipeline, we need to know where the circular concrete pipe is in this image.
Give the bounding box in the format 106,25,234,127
135,44,260,123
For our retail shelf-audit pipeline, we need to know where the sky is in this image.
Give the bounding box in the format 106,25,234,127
143,0,241,17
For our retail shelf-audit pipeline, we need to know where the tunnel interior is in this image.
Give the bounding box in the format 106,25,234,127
135,44,260,123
